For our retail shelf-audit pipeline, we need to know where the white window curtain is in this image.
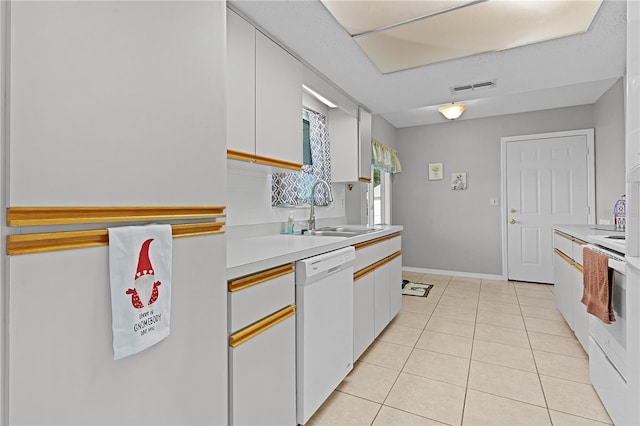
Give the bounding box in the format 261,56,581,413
371,138,402,174
272,109,332,206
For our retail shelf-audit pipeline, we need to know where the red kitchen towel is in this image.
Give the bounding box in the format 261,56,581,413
109,224,172,360
581,247,615,324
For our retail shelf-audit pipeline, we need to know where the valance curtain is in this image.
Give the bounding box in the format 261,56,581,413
272,109,332,206
371,138,402,174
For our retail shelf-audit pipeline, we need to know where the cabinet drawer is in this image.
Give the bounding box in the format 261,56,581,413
553,231,573,258
572,238,587,266
228,264,295,333
354,240,389,272
389,236,401,253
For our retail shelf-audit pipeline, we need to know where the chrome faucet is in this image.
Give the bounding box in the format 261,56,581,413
308,179,333,230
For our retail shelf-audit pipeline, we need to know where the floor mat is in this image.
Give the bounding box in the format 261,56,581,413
401,280,434,298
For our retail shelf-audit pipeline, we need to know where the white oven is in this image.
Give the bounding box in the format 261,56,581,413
584,242,627,426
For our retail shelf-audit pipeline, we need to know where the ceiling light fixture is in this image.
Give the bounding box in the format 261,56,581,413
302,84,337,108
438,102,467,120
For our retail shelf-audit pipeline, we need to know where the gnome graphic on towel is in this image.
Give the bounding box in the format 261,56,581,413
126,238,161,309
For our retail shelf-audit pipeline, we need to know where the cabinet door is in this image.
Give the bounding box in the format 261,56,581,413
255,31,302,167
388,254,403,319
9,1,226,206
230,314,296,426
9,235,228,425
227,9,256,157
358,108,372,182
553,250,574,328
571,266,589,351
374,262,390,336
353,272,375,361
329,108,359,182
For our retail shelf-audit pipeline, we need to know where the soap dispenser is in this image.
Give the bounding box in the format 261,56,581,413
613,195,626,231
287,211,295,234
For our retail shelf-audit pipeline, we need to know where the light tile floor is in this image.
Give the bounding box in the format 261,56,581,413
307,273,613,426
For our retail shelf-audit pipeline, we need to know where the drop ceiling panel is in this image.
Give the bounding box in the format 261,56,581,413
321,0,474,35
343,0,602,73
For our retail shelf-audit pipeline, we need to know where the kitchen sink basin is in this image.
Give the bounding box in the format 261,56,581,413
303,226,382,237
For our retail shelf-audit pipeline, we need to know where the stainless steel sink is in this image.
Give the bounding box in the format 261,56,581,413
304,230,359,237
303,226,382,237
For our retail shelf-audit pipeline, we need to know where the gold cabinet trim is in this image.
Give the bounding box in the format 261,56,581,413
227,149,255,163
227,149,303,171
354,232,401,251
254,155,303,171
358,177,372,183
7,222,224,256
553,248,574,265
354,250,402,281
7,206,225,227
229,305,296,348
553,231,574,242
228,264,295,292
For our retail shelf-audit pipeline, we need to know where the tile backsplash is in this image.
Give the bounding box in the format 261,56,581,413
226,160,346,232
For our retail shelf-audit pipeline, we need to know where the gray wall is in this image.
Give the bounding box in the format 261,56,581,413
594,78,626,222
394,105,597,275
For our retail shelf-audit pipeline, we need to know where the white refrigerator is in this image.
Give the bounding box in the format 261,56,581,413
2,2,229,424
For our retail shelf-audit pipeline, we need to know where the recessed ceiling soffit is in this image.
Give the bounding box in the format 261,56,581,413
321,0,604,74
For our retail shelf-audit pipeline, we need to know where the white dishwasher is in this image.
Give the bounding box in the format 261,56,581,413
295,246,356,425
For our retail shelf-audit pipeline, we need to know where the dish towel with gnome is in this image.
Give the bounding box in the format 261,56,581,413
581,247,615,324
109,224,172,360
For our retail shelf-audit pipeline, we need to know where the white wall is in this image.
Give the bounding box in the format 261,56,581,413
394,105,598,275
594,78,626,222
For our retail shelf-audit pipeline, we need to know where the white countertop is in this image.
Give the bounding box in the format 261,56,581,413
554,224,625,253
227,225,403,279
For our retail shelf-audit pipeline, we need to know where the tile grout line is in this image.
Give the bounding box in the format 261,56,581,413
516,283,554,425
373,273,453,426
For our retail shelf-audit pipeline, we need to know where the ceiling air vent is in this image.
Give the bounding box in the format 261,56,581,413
450,80,496,95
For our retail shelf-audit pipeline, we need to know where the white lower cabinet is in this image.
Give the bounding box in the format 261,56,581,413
353,272,375,360
228,265,296,426
229,311,296,426
553,230,588,352
374,262,391,336
388,255,403,319
352,233,402,362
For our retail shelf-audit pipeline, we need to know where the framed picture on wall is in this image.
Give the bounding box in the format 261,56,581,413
428,163,443,180
451,172,467,190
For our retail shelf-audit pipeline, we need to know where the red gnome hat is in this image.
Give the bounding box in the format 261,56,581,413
135,238,155,280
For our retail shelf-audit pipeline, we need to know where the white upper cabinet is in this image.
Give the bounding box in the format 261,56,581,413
227,9,303,171
227,9,256,158
329,108,359,182
329,107,372,183
9,1,227,206
359,108,373,183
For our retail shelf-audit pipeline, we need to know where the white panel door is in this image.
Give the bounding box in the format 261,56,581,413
505,130,593,283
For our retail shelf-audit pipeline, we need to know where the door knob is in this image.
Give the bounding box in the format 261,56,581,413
510,219,516,224
510,208,517,213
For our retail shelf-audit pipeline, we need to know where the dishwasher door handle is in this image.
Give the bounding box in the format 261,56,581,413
327,265,342,274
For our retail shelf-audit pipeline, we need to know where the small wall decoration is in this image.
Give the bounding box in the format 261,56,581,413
451,172,467,190
428,163,443,180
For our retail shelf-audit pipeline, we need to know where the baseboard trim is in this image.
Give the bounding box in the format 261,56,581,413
402,266,506,281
